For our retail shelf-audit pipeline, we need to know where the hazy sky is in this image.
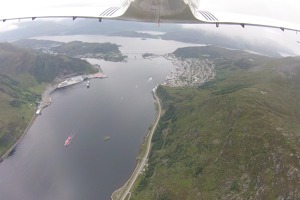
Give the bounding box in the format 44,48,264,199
0,0,299,54
200,0,300,24
0,0,299,24
192,0,300,55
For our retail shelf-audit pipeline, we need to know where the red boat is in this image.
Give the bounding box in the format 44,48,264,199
64,136,72,146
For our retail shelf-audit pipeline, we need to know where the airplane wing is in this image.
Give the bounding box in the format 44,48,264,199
190,9,300,32
0,0,132,22
0,0,299,32
185,0,300,32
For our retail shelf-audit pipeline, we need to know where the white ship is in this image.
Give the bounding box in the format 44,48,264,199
57,76,85,89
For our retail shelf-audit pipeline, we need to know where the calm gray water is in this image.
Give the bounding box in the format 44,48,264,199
0,55,175,200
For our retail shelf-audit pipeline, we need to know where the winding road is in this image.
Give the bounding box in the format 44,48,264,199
119,90,161,200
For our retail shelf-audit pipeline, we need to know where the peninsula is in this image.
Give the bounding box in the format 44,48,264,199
13,39,128,62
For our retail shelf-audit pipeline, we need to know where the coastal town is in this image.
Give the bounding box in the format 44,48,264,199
164,54,216,87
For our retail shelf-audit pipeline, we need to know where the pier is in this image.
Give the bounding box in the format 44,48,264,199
36,73,107,115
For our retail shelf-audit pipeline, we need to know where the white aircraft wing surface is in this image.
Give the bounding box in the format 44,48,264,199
184,0,300,32
0,0,299,32
0,0,132,21
191,9,300,32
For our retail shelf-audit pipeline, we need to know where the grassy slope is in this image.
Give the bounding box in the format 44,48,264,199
0,43,97,156
132,47,300,199
0,74,39,155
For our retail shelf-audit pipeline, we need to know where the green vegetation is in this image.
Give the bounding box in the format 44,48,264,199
132,46,300,199
0,74,39,155
31,54,96,83
13,39,128,62
52,41,128,62
0,43,96,157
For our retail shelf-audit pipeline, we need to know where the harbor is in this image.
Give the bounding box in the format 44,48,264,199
0,55,175,200
57,73,108,89
36,72,108,115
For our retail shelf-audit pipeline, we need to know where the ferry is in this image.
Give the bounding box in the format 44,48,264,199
64,136,72,146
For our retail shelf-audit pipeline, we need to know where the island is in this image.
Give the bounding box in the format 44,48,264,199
13,39,128,62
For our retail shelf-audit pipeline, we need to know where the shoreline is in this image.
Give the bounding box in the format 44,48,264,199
0,61,103,160
0,67,101,160
111,88,162,200
1,113,37,159
0,81,55,160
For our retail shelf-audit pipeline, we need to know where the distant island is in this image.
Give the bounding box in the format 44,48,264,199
142,53,156,59
13,39,128,62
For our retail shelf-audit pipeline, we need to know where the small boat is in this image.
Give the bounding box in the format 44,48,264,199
104,136,111,141
64,136,72,146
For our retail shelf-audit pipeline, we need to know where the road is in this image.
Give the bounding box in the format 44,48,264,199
119,91,162,200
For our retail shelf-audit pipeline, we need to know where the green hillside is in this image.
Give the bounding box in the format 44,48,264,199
52,41,128,62
132,46,300,199
0,43,97,156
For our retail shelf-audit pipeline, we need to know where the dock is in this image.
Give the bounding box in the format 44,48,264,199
35,72,108,115
57,75,86,89
87,73,108,79
57,73,107,89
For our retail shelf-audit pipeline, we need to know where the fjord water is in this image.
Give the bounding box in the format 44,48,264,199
0,56,174,200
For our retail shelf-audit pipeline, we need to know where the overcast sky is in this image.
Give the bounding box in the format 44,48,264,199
200,0,300,24
192,0,300,55
0,0,299,54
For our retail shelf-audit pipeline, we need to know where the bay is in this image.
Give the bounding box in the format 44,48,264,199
0,35,193,200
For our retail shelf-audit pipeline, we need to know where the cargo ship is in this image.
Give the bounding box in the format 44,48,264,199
57,76,85,89
64,136,72,146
